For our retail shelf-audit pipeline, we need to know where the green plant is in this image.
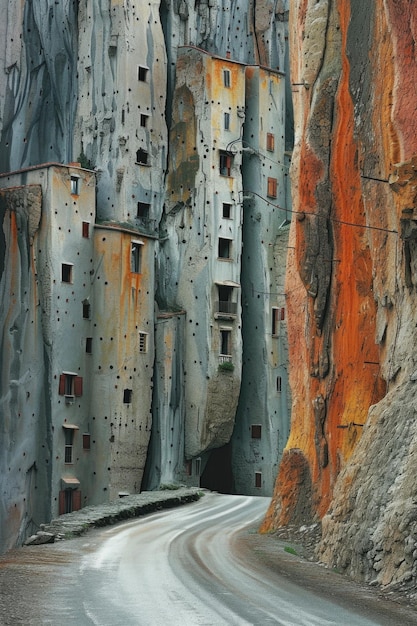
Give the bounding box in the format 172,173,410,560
218,361,234,372
77,151,93,170
284,546,298,556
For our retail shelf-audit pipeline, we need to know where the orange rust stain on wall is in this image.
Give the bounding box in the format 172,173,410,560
263,0,386,529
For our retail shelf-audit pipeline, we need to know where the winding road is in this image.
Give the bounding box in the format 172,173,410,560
1,493,416,625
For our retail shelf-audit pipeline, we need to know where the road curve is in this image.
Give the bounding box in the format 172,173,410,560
3,493,416,625
74,493,394,626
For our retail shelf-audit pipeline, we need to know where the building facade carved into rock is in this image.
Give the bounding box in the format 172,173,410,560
0,0,292,552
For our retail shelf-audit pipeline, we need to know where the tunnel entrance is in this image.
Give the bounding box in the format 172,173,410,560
200,442,233,493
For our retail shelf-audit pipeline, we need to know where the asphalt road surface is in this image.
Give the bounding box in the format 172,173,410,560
1,493,417,625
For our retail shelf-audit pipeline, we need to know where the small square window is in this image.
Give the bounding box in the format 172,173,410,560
251,424,262,439
61,263,73,283
86,337,93,354
140,114,149,128
82,221,90,238
123,389,132,404
267,177,277,198
70,176,80,195
224,112,230,130
266,133,275,152
131,242,142,273
136,149,149,165
222,203,232,219
137,202,150,219
83,433,91,450
139,332,148,353
223,69,231,88
138,65,148,81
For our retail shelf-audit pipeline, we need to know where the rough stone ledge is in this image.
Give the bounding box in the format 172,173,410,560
25,488,204,545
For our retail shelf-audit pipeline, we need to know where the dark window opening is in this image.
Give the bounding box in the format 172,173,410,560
276,376,282,393
83,301,91,319
255,472,262,488
137,202,150,219
219,151,233,177
85,337,93,354
82,221,90,238
251,424,262,439
272,307,285,336
217,285,236,315
218,238,231,259
123,389,132,404
64,429,74,464
61,263,73,283
140,114,149,128
70,176,80,195
131,242,142,273
83,433,91,450
136,149,149,165
222,203,232,219
138,65,148,81
223,69,231,87
220,329,232,357
224,112,230,130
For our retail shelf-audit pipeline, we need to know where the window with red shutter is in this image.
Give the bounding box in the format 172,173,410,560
267,177,277,198
74,376,83,397
58,374,66,395
72,490,82,512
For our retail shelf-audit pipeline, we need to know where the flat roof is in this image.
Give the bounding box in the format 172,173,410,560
0,161,95,179
177,45,286,76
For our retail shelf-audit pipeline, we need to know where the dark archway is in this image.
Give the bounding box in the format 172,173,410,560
200,443,233,493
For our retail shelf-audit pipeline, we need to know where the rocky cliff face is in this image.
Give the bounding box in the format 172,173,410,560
263,0,417,591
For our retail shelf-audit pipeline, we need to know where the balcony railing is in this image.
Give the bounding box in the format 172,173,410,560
219,354,232,364
215,301,237,315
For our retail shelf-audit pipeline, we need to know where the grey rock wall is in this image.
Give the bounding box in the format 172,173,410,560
0,185,51,552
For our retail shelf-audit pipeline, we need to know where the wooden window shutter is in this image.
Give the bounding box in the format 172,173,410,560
280,307,285,321
59,490,65,515
74,376,83,397
59,374,66,395
267,177,277,198
73,490,82,512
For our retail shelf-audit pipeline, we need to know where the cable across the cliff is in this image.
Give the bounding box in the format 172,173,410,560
241,190,399,235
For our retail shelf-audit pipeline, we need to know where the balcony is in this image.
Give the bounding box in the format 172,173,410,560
215,300,237,315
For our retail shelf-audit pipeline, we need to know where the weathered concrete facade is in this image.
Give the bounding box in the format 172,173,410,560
0,1,293,551
0,163,156,549
232,66,291,496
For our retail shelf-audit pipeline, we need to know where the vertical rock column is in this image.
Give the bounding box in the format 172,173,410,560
262,0,386,529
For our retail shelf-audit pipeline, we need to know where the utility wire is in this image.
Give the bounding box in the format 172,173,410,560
241,189,399,235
